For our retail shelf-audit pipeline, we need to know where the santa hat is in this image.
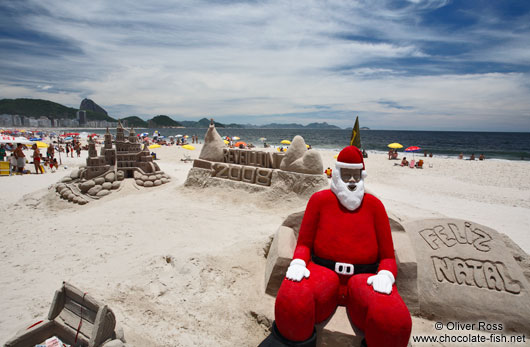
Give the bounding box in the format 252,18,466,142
336,146,367,179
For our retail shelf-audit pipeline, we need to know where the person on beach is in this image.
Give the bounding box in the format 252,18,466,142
479,153,485,161
458,153,463,159
49,158,59,172
9,153,17,173
401,157,408,167
260,146,412,347
32,144,44,174
0,144,6,161
13,143,26,174
470,153,475,160
47,144,55,160
75,142,81,157
324,167,332,178
65,143,70,157
388,149,393,160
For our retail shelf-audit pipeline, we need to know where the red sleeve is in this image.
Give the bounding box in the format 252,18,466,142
372,197,397,278
292,193,322,263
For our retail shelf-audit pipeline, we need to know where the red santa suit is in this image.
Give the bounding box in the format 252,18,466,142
270,146,412,347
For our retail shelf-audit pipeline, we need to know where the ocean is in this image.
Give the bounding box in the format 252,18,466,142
69,128,530,161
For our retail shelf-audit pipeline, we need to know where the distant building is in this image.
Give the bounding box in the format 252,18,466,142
0,114,13,126
38,116,52,128
12,115,22,126
77,110,87,126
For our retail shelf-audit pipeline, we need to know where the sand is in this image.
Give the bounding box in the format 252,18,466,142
1,143,529,346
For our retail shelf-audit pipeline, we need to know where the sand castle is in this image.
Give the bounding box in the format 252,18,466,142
185,119,327,198
263,213,530,345
54,121,170,204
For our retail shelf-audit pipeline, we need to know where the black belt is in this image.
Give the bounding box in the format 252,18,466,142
312,255,379,275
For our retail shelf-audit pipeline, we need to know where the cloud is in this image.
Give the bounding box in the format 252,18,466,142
0,0,529,131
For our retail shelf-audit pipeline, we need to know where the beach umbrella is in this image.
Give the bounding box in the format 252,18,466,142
405,146,422,160
234,141,247,148
182,144,195,150
64,137,73,141
259,137,267,141
32,141,49,148
0,135,32,144
149,144,161,149
281,140,291,145
232,136,241,141
334,154,338,159
223,140,229,145
29,137,42,141
387,143,403,149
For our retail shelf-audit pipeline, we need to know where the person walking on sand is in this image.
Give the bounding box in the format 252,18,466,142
47,143,55,160
32,144,44,174
75,142,81,157
0,144,6,161
14,143,26,174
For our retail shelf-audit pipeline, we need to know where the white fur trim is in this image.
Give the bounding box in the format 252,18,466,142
336,162,364,169
362,170,367,179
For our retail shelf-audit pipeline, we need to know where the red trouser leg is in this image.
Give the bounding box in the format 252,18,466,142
346,274,412,347
275,263,340,341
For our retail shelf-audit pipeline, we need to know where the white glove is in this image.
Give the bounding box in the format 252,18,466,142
285,259,310,282
367,270,395,294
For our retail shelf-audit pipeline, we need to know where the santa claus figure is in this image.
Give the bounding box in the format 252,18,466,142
260,146,412,347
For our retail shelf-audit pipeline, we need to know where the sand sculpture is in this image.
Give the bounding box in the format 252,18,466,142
54,121,170,204
4,282,127,347
263,213,530,344
185,119,327,197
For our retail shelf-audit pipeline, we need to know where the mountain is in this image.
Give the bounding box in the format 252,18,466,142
121,116,148,128
242,122,340,129
80,98,108,116
0,98,115,121
179,118,226,128
149,115,182,127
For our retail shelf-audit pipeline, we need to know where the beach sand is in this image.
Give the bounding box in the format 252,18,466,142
1,144,529,346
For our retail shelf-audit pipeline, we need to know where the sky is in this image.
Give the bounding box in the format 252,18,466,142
1,0,530,131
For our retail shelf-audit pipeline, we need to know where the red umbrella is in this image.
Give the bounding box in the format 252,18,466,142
405,146,421,160
234,141,247,148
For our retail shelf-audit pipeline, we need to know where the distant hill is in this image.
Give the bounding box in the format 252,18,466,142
179,117,226,128
149,115,182,127
80,98,108,116
0,98,115,121
121,116,148,128
244,121,340,129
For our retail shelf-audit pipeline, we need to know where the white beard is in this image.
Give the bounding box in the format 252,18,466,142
330,172,365,211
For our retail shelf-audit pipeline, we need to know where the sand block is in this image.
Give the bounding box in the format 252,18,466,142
280,136,323,175
94,177,105,185
111,181,121,189
80,180,96,193
193,158,213,170
61,176,73,183
88,185,103,196
116,170,124,181
282,211,304,239
105,172,115,182
404,218,530,334
154,179,162,186
97,190,111,197
144,181,154,187
102,182,112,190
135,179,144,186
264,226,297,296
271,171,328,199
69,169,80,179
392,230,419,314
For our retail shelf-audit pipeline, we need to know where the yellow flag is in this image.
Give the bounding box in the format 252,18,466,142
349,116,362,149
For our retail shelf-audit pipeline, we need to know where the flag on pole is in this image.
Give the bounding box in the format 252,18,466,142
349,116,362,149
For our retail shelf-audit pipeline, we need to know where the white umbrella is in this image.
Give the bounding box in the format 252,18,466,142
0,135,32,144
